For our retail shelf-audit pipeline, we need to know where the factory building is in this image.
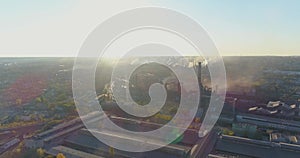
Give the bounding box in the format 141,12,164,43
45,111,218,158
24,109,218,158
24,111,104,149
214,135,300,158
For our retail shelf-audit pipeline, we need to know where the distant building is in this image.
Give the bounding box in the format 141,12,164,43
248,101,298,118
20,115,31,121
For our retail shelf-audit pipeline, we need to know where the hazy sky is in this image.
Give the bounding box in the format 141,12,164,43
0,0,299,57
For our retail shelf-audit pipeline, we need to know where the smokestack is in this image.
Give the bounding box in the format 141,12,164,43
296,99,300,116
198,62,202,87
177,81,181,94
233,98,238,120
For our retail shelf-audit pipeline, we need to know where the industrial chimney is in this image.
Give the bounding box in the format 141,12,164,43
197,62,202,87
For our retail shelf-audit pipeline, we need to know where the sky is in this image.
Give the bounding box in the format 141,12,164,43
0,0,299,57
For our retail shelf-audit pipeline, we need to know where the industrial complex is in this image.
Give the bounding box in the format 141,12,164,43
18,61,300,158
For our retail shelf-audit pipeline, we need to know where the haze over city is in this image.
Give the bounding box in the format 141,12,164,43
1,1,300,158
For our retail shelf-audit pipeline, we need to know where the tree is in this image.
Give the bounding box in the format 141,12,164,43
109,147,115,157
36,148,45,158
56,153,66,158
36,97,42,103
16,98,22,105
